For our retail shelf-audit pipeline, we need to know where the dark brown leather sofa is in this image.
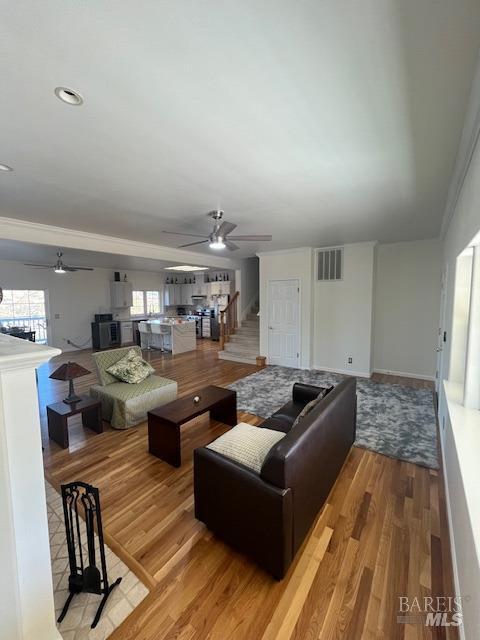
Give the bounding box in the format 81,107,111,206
194,377,357,579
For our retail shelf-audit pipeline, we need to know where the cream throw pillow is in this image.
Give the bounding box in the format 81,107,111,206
207,422,285,473
106,348,155,384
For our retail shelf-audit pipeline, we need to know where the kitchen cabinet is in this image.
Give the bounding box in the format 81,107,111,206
110,282,133,308
163,276,232,306
164,284,182,306
202,317,211,338
181,284,193,305
219,281,231,295
120,321,134,345
209,282,221,296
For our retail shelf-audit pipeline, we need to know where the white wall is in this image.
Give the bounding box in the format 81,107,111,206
0,259,164,351
313,242,376,377
373,239,442,380
241,257,259,314
258,248,313,369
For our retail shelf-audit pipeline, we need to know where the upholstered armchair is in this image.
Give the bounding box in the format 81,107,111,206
90,346,177,429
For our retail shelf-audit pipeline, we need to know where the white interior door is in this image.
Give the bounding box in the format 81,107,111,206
267,279,300,367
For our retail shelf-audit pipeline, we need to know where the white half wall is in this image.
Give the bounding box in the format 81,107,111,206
0,259,165,351
438,58,480,638
373,239,442,380
313,242,375,377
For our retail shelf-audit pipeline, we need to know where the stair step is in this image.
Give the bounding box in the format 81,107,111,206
240,321,259,329
228,335,259,346
218,351,258,365
223,344,259,358
232,327,260,336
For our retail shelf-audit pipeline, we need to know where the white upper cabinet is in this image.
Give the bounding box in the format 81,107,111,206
110,282,133,308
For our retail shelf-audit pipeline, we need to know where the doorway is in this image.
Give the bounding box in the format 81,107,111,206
267,279,300,367
0,289,50,343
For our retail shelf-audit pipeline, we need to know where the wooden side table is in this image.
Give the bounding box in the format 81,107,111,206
47,395,103,449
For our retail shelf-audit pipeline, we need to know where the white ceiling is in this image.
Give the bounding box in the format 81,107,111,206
1,1,480,258
0,238,225,273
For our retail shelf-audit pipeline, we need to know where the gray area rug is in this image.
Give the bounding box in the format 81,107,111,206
228,366,438,469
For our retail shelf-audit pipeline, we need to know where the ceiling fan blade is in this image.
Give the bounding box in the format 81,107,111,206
24,263,54,268
217,221,237,237
224,240,239,251
178,240,210,248
66,266,95,271
227,235,272,241
162,230,209,238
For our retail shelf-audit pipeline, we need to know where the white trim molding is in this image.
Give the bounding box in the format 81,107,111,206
0,216,239,270
440,54,480,239
313,364,372,379
373,368,435,382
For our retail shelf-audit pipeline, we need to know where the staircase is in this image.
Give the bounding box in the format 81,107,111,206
218,307,259,365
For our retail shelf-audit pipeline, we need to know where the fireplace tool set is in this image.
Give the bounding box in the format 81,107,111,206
57,481,122,628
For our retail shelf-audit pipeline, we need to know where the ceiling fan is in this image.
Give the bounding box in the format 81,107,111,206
24,251,94,274
162,210,272,251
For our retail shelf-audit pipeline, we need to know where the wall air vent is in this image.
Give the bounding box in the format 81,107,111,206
317,247,343,281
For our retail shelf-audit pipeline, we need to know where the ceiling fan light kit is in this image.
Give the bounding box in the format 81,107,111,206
24,251,95,274
162,209,272,251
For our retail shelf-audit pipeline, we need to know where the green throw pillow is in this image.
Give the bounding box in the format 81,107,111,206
292,386,332,427
106,348,155,384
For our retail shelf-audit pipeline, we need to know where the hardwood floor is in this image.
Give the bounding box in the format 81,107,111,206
39,341,457,639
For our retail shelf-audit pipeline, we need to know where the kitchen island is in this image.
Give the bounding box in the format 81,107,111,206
140,319,196,355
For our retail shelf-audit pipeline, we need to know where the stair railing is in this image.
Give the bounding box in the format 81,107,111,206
219,291,239,349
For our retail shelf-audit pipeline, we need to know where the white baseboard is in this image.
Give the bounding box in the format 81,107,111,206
373,368,435,382
313,364,372,378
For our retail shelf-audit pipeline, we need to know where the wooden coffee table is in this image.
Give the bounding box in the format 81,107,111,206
148,385,237,467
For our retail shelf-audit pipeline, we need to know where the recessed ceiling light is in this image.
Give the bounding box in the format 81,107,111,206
54,86,84,106
0,164,13,172
165,265,209,272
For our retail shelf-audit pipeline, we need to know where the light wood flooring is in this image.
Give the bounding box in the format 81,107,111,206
39,341,457,639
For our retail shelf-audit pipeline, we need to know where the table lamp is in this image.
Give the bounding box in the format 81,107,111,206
49,361,91,404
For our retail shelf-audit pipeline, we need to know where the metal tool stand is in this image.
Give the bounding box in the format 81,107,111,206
57,481,122,629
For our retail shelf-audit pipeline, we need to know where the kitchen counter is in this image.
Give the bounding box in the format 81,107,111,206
140,319,196,355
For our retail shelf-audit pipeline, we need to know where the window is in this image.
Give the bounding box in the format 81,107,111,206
130,290,162,316
0,289,48,343
146,291,160,314
130,291,146,316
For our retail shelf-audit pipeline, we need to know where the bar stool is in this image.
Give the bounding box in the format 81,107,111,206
150,323,164,351
138,322,152,350
159,325,172,352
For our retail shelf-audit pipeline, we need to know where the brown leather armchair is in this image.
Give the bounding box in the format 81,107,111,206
194,377,357,579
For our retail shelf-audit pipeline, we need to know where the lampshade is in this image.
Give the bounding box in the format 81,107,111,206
49,361,91,381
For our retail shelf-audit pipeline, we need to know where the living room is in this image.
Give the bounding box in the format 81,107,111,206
2,2,480,640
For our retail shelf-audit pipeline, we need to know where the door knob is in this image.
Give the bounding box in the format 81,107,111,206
269,326,273,330
436,347,442,352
